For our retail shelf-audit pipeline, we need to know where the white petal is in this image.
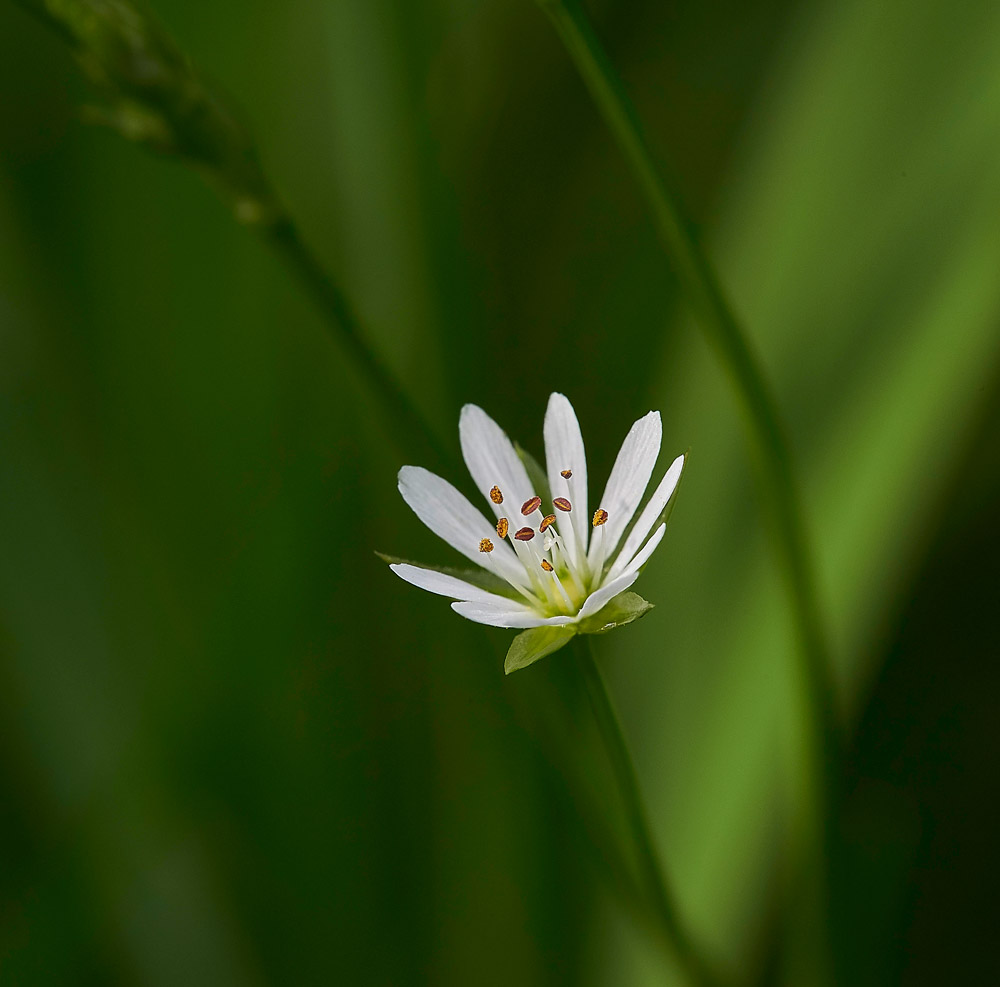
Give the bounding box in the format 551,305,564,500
588,411,661,566
451,602,575,629
543,392,589,570
621,521,666,575
577,523,666,620
389,563,525,607
397,465,525,585
576,571,641,620
607,454,684,580
459,404,535,518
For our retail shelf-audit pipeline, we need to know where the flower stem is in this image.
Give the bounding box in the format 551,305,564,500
578,637,721,987
537,0,839,972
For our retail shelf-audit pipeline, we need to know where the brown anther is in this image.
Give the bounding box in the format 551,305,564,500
479,538,495,553
489,485,503,505
540,559,554,572
560,469,573,479
592,509,609,527
539,514,556,533
496,517,509,539
521,495,542,516
553,497,572,512
514,526,535,541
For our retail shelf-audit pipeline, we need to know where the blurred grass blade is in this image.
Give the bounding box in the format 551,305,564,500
533,0,838,974
13,0,450,467
578,636,722,987
622,0,1000,979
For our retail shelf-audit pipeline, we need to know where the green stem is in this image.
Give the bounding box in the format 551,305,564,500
537,0,839,971
578,637,721,987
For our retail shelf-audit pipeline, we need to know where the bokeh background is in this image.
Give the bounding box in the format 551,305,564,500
2,0,999,983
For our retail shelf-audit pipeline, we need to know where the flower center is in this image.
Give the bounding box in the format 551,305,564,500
480,481,593,616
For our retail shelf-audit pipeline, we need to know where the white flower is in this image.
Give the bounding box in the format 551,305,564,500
386,393,685,670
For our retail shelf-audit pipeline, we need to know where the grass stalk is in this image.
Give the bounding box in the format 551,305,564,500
578,637,722,987
536,0,840,978
14,0,449,470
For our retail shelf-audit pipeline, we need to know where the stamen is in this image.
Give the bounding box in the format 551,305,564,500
589,513,610,590
541,554,576,611
560,469,573,479
521,495,542,516
474,516,549,607
511,530,553,603
544,527,568,570
551,486,586,586
490,485,503,505
539,514,556,533
480,534,544,607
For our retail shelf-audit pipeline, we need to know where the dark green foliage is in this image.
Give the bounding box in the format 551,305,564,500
2,0,999,983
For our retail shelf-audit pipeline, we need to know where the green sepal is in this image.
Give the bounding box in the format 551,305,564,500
515,442,552,509
504,625,576,674
375,552,518,598
576,591,654,635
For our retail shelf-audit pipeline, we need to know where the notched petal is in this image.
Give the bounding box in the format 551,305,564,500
452,602,573,629
385,561,524,609
375,552,515,597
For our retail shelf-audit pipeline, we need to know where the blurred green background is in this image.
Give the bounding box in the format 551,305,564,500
2,0,999,983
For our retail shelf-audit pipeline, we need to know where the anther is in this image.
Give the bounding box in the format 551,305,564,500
490,485,503,505
553,497,572,512
521,495,542,516
592,509,609,527
479,538,495,553
514,526,535,541
496,517,509,539
539,514,556,532
540,559,554,572
560,469,573,479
